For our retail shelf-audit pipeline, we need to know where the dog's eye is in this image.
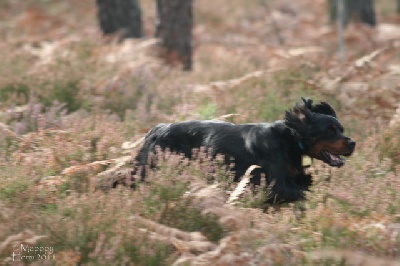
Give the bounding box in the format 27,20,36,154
327,127,336,135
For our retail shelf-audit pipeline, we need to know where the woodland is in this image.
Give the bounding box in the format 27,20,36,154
0,0,400,265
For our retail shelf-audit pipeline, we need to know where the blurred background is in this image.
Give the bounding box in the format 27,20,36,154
0,0,400,265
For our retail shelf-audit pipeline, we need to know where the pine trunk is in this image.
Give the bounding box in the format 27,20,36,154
96,0,143,40
397,0,400,13
155,0,193,71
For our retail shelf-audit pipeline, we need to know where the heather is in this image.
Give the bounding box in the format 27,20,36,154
1,0,400,265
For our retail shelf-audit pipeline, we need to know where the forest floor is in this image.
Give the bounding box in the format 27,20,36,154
1,0,400,265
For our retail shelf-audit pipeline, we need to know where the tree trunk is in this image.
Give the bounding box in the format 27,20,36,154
397,0,400,14
155,0,193,71
96,0,143,40
328,0,376,27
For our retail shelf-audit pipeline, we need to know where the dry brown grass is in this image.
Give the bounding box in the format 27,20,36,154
1,0,400,265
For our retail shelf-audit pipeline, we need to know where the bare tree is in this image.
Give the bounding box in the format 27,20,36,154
328,0,376,27
96,0,143,40
397,0,400,13
155,0,193,71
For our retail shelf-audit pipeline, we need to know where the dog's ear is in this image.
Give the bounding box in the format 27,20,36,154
299,98,314,122
311,102,337,118
285,100,314,129
302,97,337,118
302,97,313,110
301,97,317,120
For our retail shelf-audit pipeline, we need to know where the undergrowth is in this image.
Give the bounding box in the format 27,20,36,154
1,0,400,265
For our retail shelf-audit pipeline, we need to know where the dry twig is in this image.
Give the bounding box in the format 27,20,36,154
227,165,260,204
0,122,22,141
188,68,282,93
131,215,216,254
309,249,400,266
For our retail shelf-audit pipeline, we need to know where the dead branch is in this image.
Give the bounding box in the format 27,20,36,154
324,47,389,92
92,155,133,191
227,165,260,205
172,234,244,266
121,136,145,152
62,159,115,176
188,68,283,93
0,230,47,255
0,122,22,141
389,104,400,128
308,249,400,266
132,215,209,242
213,114,242,121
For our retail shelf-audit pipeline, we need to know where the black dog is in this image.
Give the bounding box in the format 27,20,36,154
133,98,355,203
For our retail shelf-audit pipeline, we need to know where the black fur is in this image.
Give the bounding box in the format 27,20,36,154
132,98,356,203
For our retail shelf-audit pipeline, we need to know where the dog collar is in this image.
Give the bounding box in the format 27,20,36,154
298,141,305,151
298,141,312,167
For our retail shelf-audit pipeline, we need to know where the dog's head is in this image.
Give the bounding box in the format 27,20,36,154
284,98,356,167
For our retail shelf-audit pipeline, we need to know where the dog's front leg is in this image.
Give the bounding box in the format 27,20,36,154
264,164,306,203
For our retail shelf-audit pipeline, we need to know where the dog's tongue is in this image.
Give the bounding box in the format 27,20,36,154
322,150,345,167
329,153,345,166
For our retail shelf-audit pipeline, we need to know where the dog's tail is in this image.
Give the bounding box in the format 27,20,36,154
132,123,169,180
146,123,168,137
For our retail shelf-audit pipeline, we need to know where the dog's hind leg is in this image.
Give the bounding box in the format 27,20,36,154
132,123,169,181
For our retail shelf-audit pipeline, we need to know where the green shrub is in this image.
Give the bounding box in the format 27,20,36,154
159,197,226,243
379,124,400,166
0,83,29,105
143,180,227,243
198,103,217,120
41,80,83,113
0,176,32,203
36,190,175,265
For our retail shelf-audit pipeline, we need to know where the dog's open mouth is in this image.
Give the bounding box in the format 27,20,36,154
322,150,345,167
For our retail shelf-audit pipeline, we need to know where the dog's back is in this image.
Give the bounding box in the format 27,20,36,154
133,119,278,182
134,120,235,178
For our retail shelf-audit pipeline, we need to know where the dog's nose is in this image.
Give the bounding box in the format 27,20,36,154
347,139,356,150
